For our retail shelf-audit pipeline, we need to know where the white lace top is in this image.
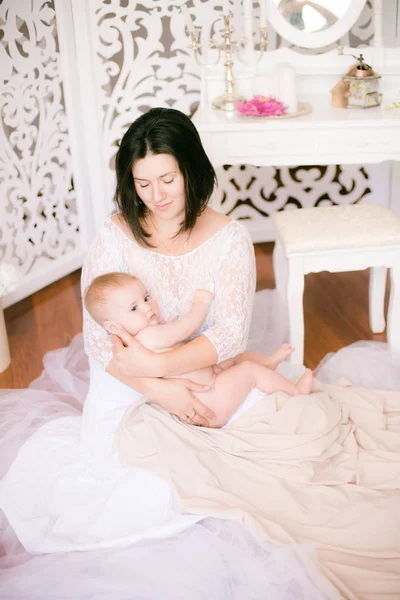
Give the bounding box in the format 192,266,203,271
81,217,256,369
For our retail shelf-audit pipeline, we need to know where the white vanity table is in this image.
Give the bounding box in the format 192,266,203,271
191,0,400,238
193,92,400,168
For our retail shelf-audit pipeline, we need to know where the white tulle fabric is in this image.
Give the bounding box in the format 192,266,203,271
82,218,256,368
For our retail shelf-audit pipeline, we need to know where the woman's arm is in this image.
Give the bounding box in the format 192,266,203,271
201,228,256,364
106,359,216,426
111,327,218,377
81,225,123,368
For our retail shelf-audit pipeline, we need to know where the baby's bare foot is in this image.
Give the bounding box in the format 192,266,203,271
267,344,294,370
296,368,313,395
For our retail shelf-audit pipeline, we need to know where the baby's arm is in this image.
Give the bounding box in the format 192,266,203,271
136,290,213,351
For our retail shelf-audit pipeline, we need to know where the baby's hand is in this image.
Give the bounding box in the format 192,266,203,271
192,289,214,306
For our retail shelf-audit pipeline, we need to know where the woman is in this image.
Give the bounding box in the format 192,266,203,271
83,106,257,428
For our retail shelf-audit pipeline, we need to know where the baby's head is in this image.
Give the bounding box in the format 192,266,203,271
84,272,160,335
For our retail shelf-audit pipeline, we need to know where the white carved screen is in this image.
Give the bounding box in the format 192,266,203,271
0,0,89,308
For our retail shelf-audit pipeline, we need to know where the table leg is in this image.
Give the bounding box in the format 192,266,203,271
369,266,387,333
286,257,305,365
387,266,400,352
273,241,287,301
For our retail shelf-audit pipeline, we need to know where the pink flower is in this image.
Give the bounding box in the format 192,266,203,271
236,96,288,117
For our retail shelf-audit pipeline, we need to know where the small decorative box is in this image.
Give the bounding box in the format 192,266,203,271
343,54,381,109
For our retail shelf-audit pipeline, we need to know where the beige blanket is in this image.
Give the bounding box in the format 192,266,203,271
116,382,400,600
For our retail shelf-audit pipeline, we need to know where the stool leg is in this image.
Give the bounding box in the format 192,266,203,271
273,241,287,301
387,266,400,352
369,267,387,334
286,257,305,365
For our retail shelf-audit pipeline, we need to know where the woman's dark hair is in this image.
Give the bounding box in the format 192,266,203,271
114,107,217,246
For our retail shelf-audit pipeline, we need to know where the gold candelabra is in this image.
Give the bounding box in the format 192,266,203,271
185,11,268,112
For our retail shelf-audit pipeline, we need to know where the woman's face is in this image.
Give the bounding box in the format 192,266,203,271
132,153,186,221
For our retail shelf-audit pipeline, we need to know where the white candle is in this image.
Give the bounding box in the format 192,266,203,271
271,66,280,99
243,0,253,43
277,62,297,114
260,0,266,28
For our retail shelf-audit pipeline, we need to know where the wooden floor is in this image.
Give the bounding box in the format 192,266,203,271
0,242,388,389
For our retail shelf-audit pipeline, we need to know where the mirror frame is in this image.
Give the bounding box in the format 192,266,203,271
266,0,367,49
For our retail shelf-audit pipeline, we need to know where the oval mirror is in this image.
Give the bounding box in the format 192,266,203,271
267,0,367,48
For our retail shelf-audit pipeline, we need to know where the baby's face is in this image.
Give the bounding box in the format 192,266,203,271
106,279,160,335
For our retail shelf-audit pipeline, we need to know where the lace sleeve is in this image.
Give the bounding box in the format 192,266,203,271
81,224,124,369
203,223,256,363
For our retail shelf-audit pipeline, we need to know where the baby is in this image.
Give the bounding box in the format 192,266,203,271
84,273,313,428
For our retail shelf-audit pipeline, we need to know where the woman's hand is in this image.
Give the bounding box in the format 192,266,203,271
110,327,216,426
111,327,165,377
151,377,216,427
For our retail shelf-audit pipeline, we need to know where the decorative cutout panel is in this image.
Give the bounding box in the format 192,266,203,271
0,0,79,274
213,164,371,221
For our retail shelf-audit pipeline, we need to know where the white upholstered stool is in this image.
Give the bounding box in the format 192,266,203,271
272,204,400,365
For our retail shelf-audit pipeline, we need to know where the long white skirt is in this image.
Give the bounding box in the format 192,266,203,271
1,290,399,600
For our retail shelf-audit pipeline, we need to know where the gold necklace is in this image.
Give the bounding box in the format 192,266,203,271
150,218,190,257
